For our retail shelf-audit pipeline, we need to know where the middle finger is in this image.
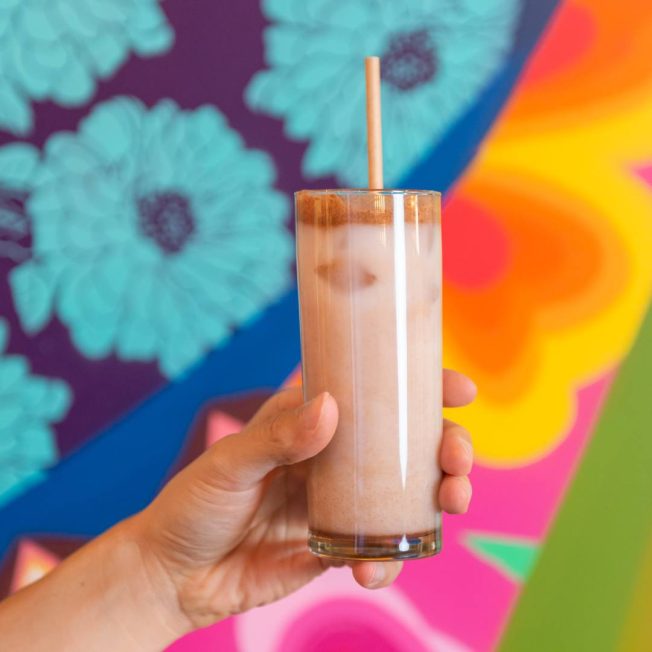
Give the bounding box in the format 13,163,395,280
440,419,473,477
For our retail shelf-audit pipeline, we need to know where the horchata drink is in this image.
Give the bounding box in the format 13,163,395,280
295,189,442,560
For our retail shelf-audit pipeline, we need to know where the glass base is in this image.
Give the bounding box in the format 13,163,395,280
308,528,440,561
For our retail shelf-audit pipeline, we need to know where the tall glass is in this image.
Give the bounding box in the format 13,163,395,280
295,189,442,561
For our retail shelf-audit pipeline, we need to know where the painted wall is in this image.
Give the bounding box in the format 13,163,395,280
0,1,651,650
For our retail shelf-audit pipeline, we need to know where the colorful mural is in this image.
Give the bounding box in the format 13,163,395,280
0,1,651,650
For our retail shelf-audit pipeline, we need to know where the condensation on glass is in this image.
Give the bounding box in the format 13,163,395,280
295,189,442,560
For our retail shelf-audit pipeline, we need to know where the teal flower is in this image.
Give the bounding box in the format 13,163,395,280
0,144,38,263
0,0,173,134
0,319,71,507
10,97,293,378
246,0,520,185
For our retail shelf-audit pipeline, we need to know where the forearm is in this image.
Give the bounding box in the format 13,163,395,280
0,517,188,652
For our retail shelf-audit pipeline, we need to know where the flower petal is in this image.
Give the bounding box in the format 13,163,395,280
0,143,39,189
0,83,31,134
9,261,56,334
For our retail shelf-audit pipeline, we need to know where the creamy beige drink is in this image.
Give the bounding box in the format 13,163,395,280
296,189,442,560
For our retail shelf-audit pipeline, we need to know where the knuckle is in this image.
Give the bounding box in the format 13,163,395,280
202,439,243,491
268,413,287,446
267,413,295,465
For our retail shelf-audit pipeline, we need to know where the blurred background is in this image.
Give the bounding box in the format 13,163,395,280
0,0,651,650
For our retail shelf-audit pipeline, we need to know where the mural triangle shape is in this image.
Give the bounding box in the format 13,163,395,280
464,532,539,582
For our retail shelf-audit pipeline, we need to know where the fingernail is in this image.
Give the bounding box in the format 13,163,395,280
300,393,327,430
465,481,473,506
467,378,478,395
369,564,387,588
459,436,473,460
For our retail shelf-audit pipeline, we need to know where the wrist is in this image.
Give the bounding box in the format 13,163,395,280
99,516,193,648
0,514,192,652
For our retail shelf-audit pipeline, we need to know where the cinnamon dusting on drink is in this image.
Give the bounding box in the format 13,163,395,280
296,191,439,226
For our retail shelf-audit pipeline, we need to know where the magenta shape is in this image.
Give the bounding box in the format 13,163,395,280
166,617,237,652
278,599,430,652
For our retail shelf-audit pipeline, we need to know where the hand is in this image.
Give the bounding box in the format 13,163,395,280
133,370,476,633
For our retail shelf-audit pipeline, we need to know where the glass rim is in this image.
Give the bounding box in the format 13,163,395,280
295,188,441,198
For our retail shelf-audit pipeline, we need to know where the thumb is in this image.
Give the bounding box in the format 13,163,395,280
206,392,338,491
